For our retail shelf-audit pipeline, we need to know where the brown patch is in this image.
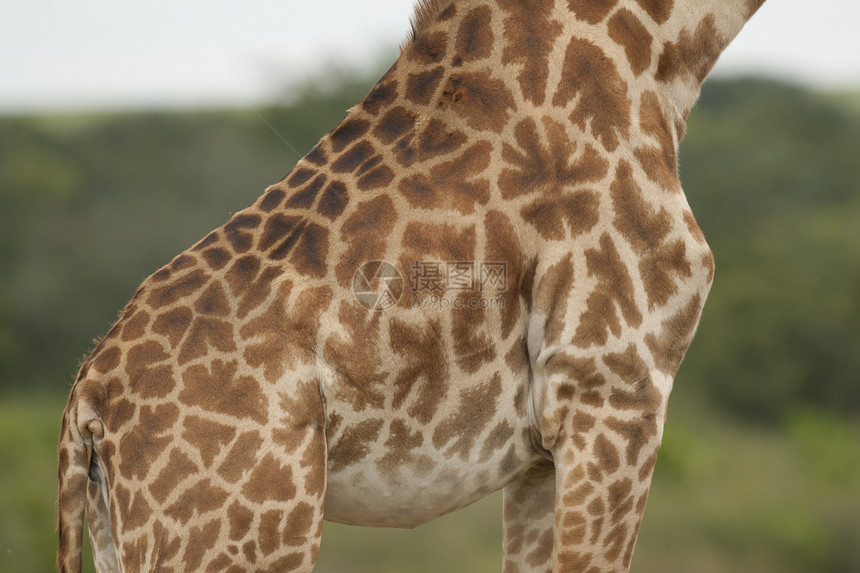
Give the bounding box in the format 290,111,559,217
259,214,306,254
500,117,608,200
284,502,316,546
401,222,476,271
259,187,286,212
285,174,326,209
218,431,264,484
432,373,503,460
287,168,315,188
608,8,653,76
479,420,515,463
394,118,467,168
117,403,179,480
125,340,175,399
406,66,446,105
106,398,135,433
322,306,386,411
147,268,209,308
594,434,621,474
656,15,723,84
634,91,679,190
438,71,516,132
609,375,662,413
194,281,230,317
645,293,703,374
534,255,574,345
398,141,491,214
454,5,494,63
274,378,326,454
683,210,707,244
149,448,199,504
242,284,330,384
521,190,600,241
166,480,229,525
485,210,525,338
547,354,607,408
634,0,674,24
498,0,562,105
610,161,690,308
572,234,642,348
182,415,237,468
602,344,648,381
290,222,329,278
567,0,618,24
224,255,260,297
91,345,121,374
121,310,150,342
228,500,254,541
329,419,385,472
329,118,371,153
179,359,268,424
191,232,219,253
177,316,237,364
236,266,283,320
242,540,258,563
378,418,429,474
361,65,399,115
452,314,496,372
335,195,397,287
201,247,231,270
331,141,377,174
317,180,349,221
242,454,297,503
306,144,328,166
553,37,631,151
389,318,449,425
373,106,416,144
114,484,152,532
605,416,657,465
357,164,395,191
170,254,196,272
261,512,283,555
223,214,262,254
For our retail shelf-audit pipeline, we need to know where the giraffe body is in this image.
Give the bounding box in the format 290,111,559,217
58,1,766,571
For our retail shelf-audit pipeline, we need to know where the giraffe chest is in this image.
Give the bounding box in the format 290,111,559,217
319,361,541,528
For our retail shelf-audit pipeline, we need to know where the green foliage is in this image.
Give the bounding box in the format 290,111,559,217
679,78,860,422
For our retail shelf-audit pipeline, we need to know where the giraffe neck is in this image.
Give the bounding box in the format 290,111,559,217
406,0,767,151
648,0,768,131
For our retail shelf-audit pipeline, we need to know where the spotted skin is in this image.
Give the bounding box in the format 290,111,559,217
58,0,766,571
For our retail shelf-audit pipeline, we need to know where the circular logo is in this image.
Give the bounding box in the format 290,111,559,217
352,261,404,311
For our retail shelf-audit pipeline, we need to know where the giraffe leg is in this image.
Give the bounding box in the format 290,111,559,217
502,461,555,573
97,377,328,572
539,357,671,572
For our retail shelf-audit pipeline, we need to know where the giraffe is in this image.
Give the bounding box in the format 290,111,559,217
57,0,767,571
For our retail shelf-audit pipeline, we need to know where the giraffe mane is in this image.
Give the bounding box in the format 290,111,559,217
405,0,457,46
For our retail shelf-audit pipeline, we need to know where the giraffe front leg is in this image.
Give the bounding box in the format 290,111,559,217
540,357,671,572
502,461,556,573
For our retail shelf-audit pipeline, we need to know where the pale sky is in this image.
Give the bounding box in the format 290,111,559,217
1,0,859,114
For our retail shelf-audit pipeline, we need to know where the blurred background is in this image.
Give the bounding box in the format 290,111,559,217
1,1,859,571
